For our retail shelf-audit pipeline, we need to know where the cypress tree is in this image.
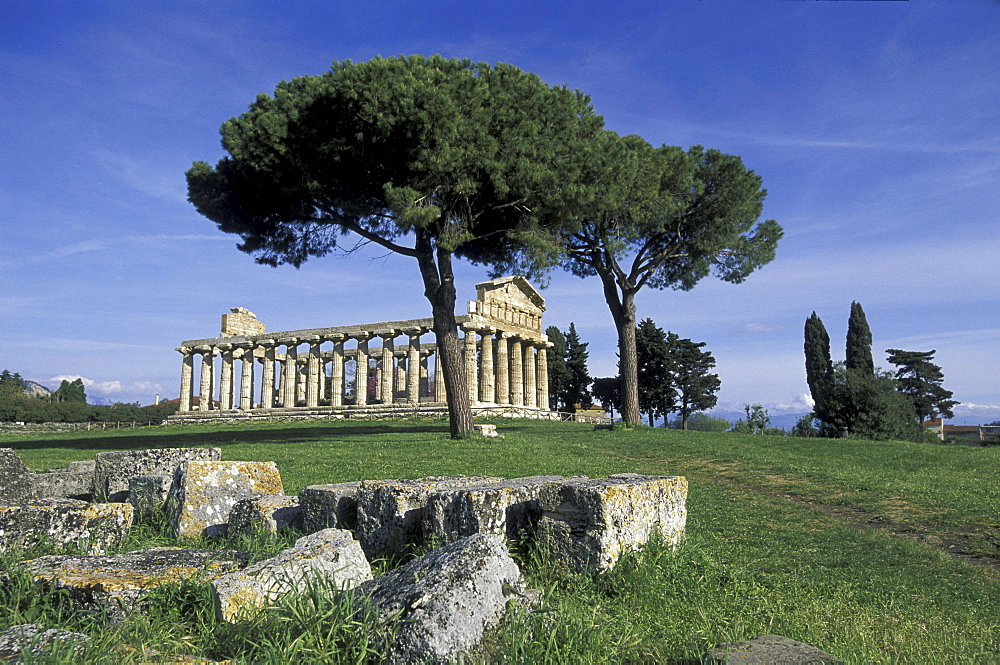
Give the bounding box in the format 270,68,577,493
562,323,593,412
545,325,571,411
846,301,875,376
804,312,834,421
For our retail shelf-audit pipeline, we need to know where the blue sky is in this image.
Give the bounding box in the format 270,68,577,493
2,1,997,423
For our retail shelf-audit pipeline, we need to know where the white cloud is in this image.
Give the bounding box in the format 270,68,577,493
47,375,163,404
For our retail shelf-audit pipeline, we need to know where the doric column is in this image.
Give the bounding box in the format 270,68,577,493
296,360,307,405
510,337,524,406
238,344,254,410
198,346,213,411
537,343,550,411
282,340,298,408
356,334,370,405
463,326,478,404
495,333,510,405
419,351,430,398
433,348,446,402
306,336,322,408
524,342,537,408
379,332,396,404
330,334,345,407
479,327,495,403
177,347,193,412
406,329,422,404
260,341,276,407
219,344,234,410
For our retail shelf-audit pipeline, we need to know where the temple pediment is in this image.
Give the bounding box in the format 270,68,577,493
469,276,545,334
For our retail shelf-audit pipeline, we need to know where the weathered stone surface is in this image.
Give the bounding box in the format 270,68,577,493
423,476,572,545
298,482,360,532
473,423,500,438
356,476,500,558
704,634,843,664
21,546,249,623
212,528,372,622
171,460,284,539
0,624,90,662
227,494,300,536
30,466,94,501
0,448,35,504
127,475,173,519
93,447,221,502
537,474,687,571
358,533,526,664
0,499,133,554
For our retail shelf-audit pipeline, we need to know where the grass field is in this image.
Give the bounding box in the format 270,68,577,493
3,419,999,663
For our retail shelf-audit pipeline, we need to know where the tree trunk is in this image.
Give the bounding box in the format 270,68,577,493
616,293,641,425
414,230,474,438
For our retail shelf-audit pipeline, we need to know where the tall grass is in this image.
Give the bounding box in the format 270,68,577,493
3,419,1000,662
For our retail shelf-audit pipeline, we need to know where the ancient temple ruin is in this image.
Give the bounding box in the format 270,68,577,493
169,277,553,422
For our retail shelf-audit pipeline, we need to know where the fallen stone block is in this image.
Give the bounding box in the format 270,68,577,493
171,460,284,539
358,533,527,664
705,634,843,664
0,624,90,662
536,474,687,571
0,499,133,555
0,448,36,503
128,475,173,520
212,528,372,622
473,423,500,438
423,476,572,545
93,447,221,502
21,546,249,623
298,482,361,533
29,467,94,501
228,494,301,536
356,476,500,559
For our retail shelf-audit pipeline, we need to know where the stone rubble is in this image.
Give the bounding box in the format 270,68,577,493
93,447,221,502
0,448,36,504
357,533,526,664
0,499,133,555
211,528,372,622
0,623,90,662
170,460,284,538
298,481,361,532
704,634,844,664
227,494,301,536
127,474,174,519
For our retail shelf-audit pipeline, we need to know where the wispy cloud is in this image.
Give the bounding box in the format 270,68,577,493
47,374,163,404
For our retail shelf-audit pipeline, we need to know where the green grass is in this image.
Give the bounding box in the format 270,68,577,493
3,419,1000,662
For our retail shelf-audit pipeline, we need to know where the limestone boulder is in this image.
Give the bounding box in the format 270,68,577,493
704,634,843,664
29,463,94,501
356,476,500,558
0,624,90,662
170,460,284,539
298,481,361,533
227,494,301,536
358,533,526,664
0,499,133,555
423,476,572,545
93,447,221,502
127,475,173,520
212,528,372,622
21,546,249,623
0,448,35,504
536,474,687,571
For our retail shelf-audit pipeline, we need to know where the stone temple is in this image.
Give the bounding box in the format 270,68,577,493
169,277,555,422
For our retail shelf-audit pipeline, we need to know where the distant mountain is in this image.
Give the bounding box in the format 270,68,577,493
23,380,52,398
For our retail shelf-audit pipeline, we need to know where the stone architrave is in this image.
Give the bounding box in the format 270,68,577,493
0,499,133,555
298,482,361,532
228,494,300,536
423,476,570,545
357,533,527,665
93,447,221,503
536,474,688,572
212,528,372,622
355,476,500,559
0,448,36,504
177,347,194,412
171,460,284,539
495,333,510,405
23,547,249,623
329,334,345,407
306,337,322,408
